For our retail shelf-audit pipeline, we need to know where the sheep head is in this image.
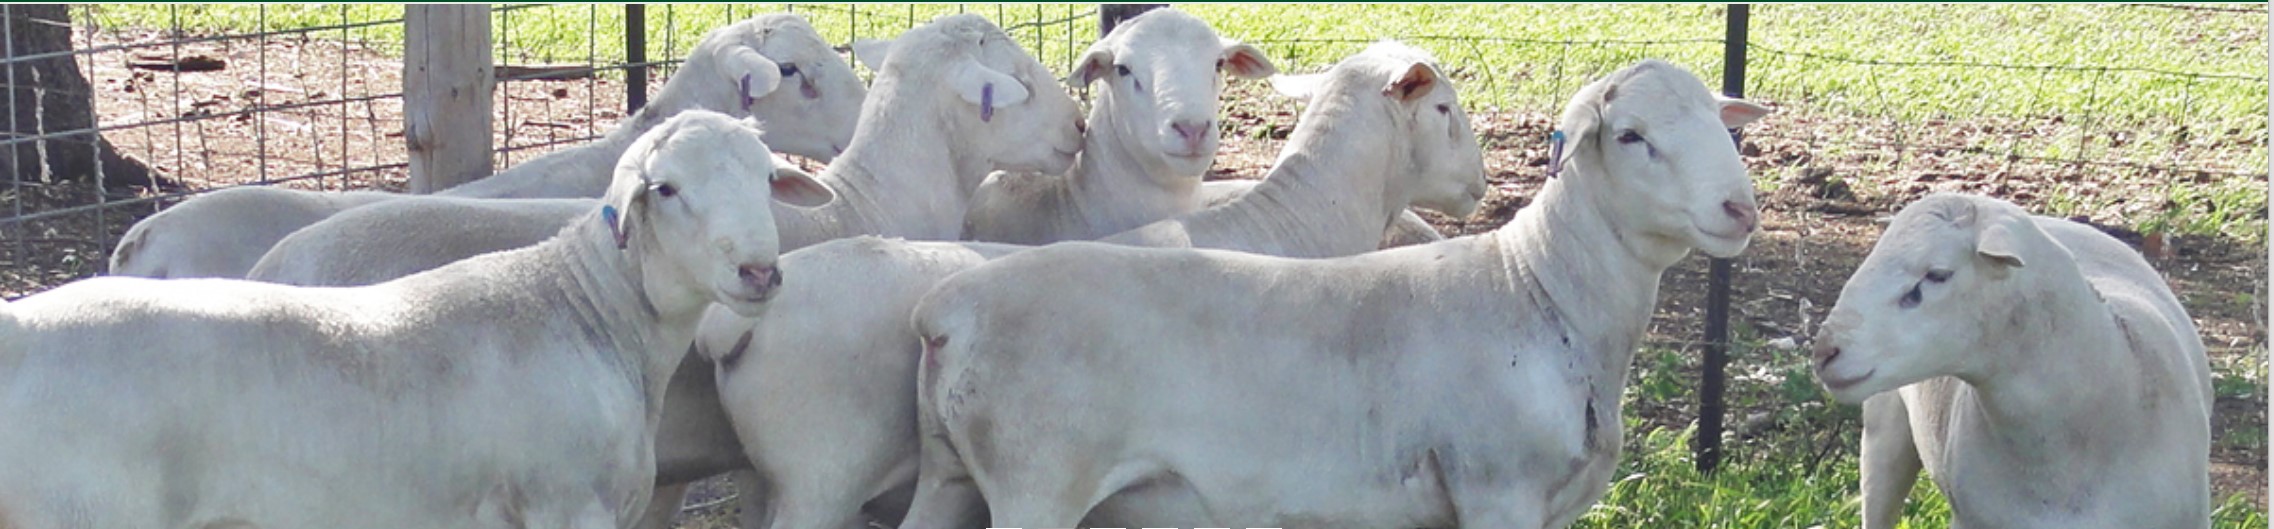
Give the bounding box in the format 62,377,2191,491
1809,193,2043,404
1072,7,1276,182
694,14,865,162
858,13,1085,178
605,110,834,318
1552,59,1772,263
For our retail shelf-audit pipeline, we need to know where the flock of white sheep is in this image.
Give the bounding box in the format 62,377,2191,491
0,8,2217,529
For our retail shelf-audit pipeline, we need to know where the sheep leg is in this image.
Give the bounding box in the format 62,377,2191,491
633,483,690,529
1860,392,1922,529
894,475,987,529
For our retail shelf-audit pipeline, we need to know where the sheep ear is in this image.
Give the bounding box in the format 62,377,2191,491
851,38,892,72
1073,46,1115,86
1218,40,1277,80
1717,95,1773,129
718,46,784,108
1268,72,1327,100
950,58,1031,121
603,188,646,250
1382,61,1440,103
766,159,836,208
1974,218,2028,273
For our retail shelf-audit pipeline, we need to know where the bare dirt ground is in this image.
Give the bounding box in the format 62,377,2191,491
2,31,2264,522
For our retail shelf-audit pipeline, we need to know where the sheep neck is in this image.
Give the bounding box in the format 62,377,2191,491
1067,91,1205,233
1493,174,1667,419
1228,86,1407,257
545,213,706,425
1959,265,2145,463
776,76,984,250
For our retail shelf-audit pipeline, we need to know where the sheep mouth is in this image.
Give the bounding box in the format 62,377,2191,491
1816,366,1875,392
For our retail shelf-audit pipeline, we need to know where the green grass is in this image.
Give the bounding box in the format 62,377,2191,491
1588,422,2270,529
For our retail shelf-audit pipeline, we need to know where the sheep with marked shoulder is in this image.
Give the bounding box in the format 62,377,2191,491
108,13,864,279
1808,192,2212,529
685,41,1491,529
239,14,1085,529
0,110,831,529
959,7,1275,244
893,59,1769,529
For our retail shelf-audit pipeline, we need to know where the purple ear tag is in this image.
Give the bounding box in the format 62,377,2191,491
601,205,629,250
1545,130,1567,178
739,73,758,111
980,83,995,122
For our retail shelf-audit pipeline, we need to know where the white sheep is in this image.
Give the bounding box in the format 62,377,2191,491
245,196,595,286
1096,40,1487,258
959,7,1275,244
1197,177,1449,248
0,110,833,529
687,42,1499,529
894,59,1770,529
247,14,1083,291
1808,192,2213,529
108,13,865,279
240,14,1085,529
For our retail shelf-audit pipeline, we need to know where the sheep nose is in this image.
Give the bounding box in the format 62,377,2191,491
738,264,782,296
1723,200,1760,233
1810,343,1842,365
1170,119,1211,152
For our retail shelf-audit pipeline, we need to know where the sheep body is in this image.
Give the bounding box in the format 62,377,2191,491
0,110,821,529
1810,193,2212,529
894,59,1770,529
692,42,1483,529
246,197,594,286
1197,178,1447,248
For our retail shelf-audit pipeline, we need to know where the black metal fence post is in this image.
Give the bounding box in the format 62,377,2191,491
1696,2,1748,476
625,4,647,113
1099,4,1165,37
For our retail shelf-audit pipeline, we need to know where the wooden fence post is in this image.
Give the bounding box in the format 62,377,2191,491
404,4,494,194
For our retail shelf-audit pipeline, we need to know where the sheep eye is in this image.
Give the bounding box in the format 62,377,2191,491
778,63,799,77
1215,58,1225,70
1435,103,1451,115
1617,130,1644,144
1899,283,1923,309
1115,64,1131,77
1924,269,1953,283
653,183,678,198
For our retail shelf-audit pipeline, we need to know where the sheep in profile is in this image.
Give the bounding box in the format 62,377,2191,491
109,13,864,279
960,7,1275,244
1810,192,2212,529
0,110,832,529
684,41,1486,529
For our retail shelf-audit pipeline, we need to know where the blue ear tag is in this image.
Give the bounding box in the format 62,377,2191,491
1546,130,1567,178
980,83,995,123
601,205,629,250
739,73,757,111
